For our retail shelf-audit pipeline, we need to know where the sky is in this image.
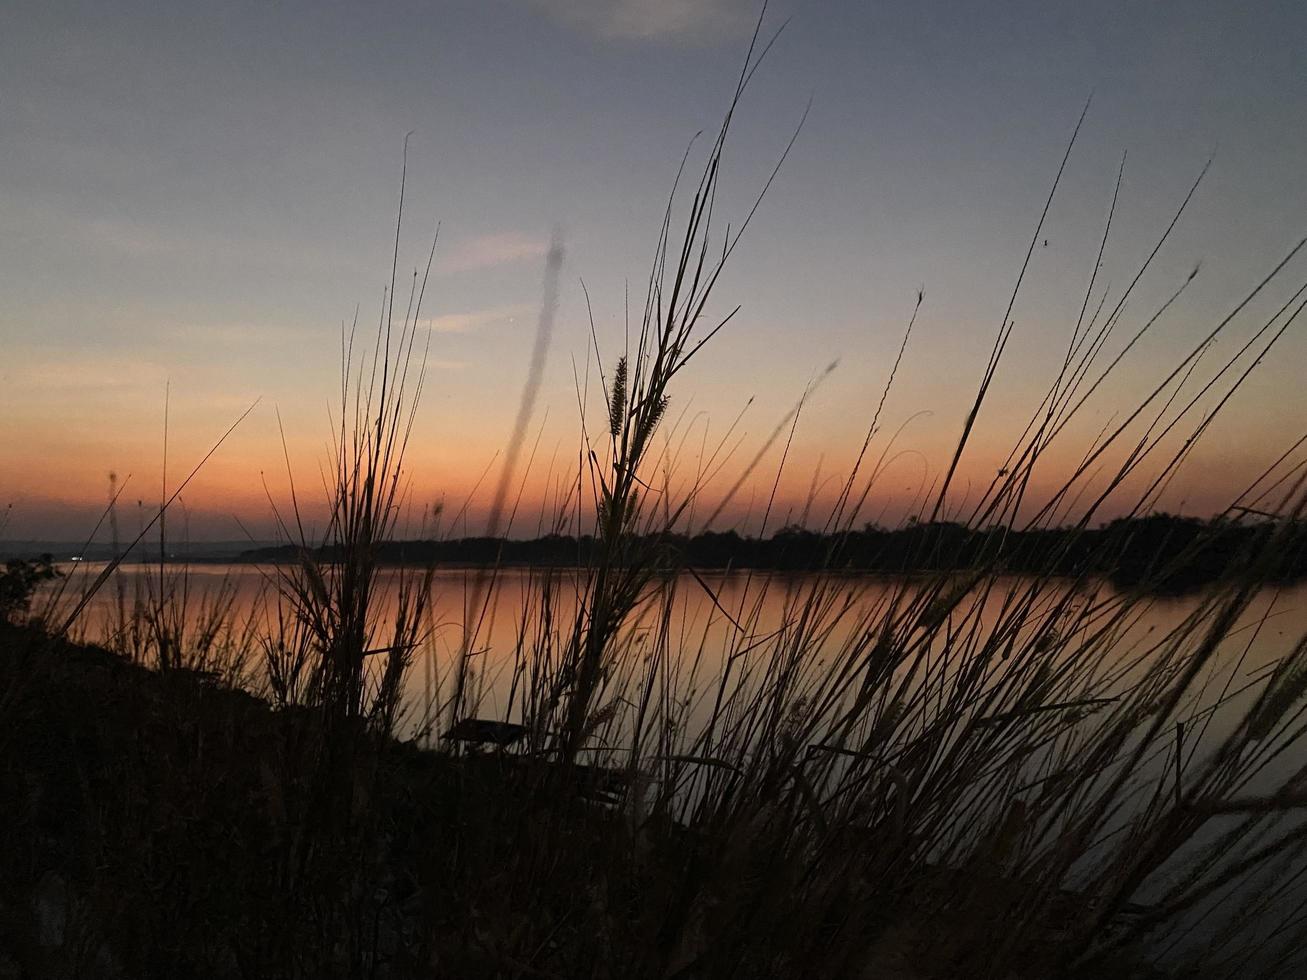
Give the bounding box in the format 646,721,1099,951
2,0,1306,542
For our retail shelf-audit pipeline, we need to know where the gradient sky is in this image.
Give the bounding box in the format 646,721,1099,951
3,0,1306,541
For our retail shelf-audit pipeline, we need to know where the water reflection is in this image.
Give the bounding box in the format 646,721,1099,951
47,563,1307,752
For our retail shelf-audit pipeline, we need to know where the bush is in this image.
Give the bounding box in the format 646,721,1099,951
0,556,61,625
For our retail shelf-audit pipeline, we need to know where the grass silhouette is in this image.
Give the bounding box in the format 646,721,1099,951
5,10,1307,978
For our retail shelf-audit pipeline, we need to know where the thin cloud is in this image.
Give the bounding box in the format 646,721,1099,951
438,232,549,274
527,0,756,43
425,304,534,334
11,357,168,392
166,320,319,346
4,198,347,274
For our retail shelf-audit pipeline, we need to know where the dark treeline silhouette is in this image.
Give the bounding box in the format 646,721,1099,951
239,513,1307,594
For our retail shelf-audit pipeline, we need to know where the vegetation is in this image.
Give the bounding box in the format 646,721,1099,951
237,513,1307,594
5,14,1307,980
0,556,60,625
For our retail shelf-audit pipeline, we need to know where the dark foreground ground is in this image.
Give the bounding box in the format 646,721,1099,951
0,622,1167,979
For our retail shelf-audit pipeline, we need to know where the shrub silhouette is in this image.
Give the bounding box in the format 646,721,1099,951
0,556,60,625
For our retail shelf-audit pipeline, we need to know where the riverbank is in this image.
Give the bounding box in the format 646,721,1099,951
9,515,1307,596
1,620,1174,979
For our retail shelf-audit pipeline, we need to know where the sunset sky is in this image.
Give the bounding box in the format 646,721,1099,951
3,0,1306,542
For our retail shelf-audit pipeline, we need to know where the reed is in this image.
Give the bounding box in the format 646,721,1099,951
5,7,1307,977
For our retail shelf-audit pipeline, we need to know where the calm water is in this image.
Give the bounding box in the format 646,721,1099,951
44,563,1307,747
36,563,1307,972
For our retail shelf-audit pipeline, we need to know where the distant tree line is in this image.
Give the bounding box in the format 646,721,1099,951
236,514,1307,594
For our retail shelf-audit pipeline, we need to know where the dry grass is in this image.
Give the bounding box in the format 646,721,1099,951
5,8,1307,977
